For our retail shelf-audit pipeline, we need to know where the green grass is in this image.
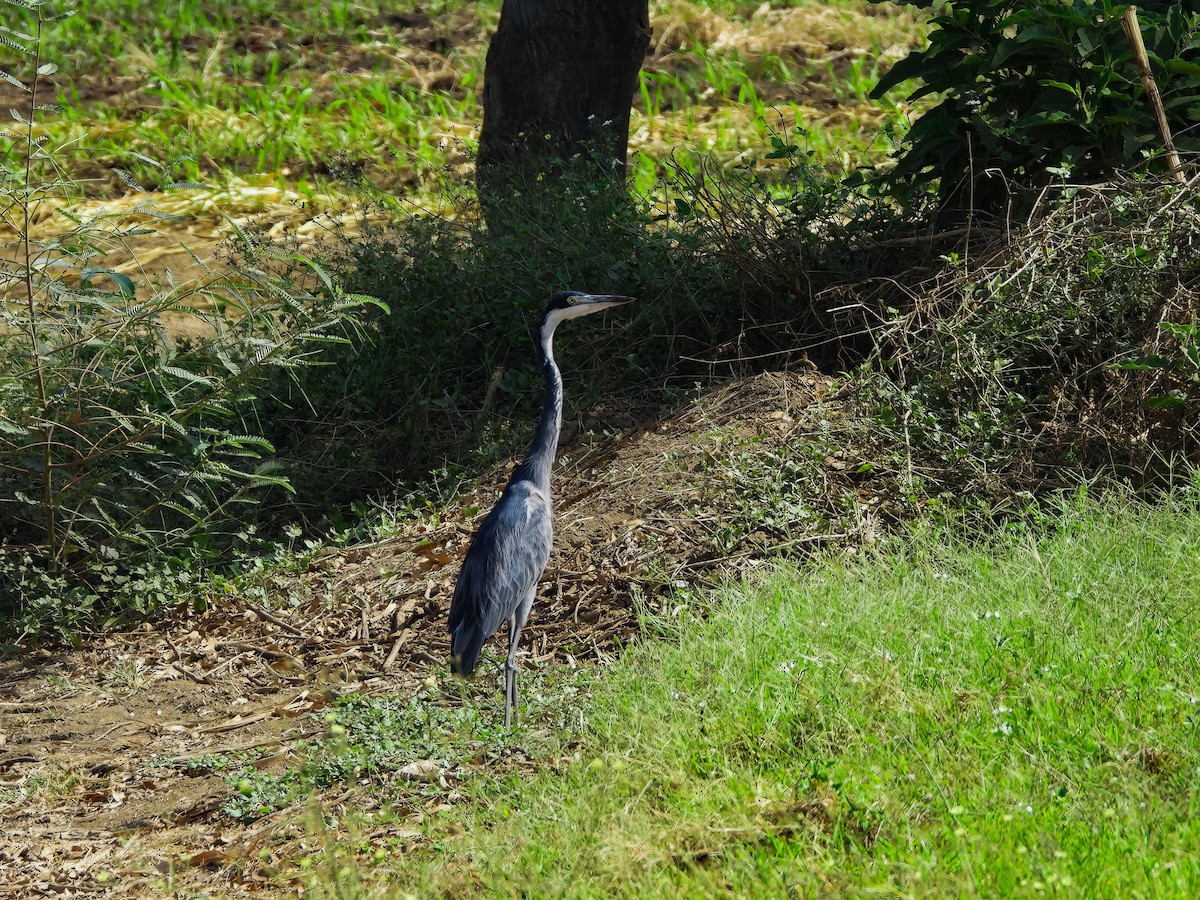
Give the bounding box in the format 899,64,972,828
2,0,927,201
326,491,1200,896
190,674,593,823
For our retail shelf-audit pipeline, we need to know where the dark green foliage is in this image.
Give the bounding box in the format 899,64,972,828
1117,320,1200,409
0,1,379,638
266,189,733,510
0,272,375,631
872,0,1200,216
264,150,917,514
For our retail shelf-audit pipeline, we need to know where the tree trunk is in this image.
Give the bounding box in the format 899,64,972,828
477,0,650,222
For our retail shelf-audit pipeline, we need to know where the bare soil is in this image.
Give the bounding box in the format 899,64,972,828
0,368,893,896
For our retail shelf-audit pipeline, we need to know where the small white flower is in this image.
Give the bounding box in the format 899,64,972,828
994,721,1013,735
993,705,1012,715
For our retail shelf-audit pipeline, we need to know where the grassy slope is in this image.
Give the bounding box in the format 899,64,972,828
360,493,1200,896
9,0,926,202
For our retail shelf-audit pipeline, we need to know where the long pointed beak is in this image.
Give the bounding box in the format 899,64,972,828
580,293,635,310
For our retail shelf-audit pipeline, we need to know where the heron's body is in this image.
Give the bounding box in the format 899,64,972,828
447,480,553,678
447,291,632,726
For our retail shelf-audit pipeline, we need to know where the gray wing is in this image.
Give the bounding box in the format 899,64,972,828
448,480,553,649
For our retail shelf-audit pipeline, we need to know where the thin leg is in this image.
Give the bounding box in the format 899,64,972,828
504,590,536,729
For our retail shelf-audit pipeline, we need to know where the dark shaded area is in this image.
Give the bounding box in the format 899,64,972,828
256,158,932,523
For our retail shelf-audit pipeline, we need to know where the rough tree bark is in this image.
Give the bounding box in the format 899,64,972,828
476,0,650,221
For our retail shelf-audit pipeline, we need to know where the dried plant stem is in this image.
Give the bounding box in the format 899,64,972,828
1122,6,1186,185
22,11,57,568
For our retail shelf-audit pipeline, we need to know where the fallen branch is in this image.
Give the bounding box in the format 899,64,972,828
245,603,308,639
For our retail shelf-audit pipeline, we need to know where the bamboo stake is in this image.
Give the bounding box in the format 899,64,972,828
1122,6,1186,184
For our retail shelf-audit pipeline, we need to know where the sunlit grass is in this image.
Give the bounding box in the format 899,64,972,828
2,0,929,218
331,491,1200,896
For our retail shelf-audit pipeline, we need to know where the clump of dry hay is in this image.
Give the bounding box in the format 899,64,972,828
649,0,925,62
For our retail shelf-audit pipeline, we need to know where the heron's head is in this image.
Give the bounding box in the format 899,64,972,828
542,290,635,332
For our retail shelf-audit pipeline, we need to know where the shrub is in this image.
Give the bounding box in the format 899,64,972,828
872,0,1200,217
858,174,1200,495
0,1,377,638
264,177,736,510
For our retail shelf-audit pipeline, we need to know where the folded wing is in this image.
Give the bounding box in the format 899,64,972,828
448,480,553,675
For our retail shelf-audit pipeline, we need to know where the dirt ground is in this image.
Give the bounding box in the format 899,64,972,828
0,368,894,896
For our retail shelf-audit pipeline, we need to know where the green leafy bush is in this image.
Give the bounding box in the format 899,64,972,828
873,0,1200,216
0,1,377,637
1116,319,1200,410
266,180,734,510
